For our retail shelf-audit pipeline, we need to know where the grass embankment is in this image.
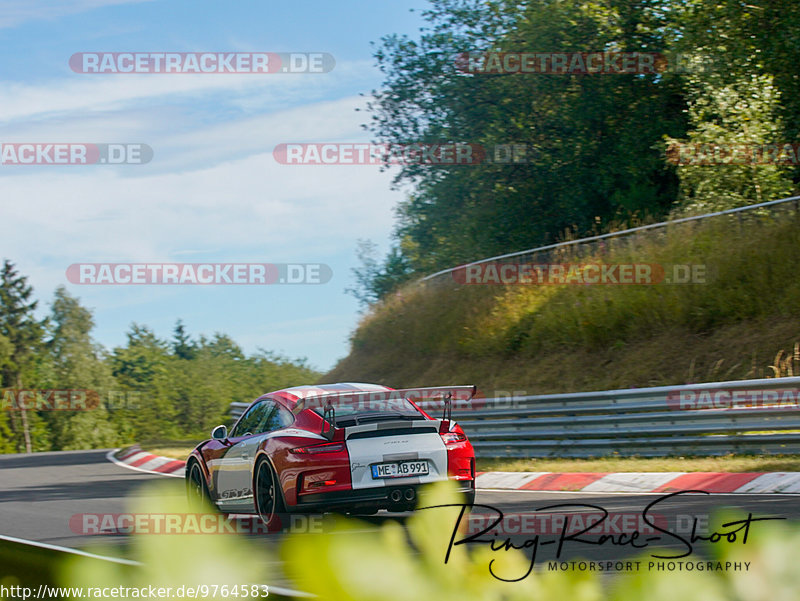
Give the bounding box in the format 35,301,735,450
326,212,800,392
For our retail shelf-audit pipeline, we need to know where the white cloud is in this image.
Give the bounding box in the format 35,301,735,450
0,51,403,368
0,59,374,125
0,94,405,291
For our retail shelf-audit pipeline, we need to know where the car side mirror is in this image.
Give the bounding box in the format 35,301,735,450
211,425,228,440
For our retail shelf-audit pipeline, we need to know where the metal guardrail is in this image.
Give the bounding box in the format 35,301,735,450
419,194,800,284
229,401,250,420
229,376,800,457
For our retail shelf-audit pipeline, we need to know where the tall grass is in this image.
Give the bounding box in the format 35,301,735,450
329,212,800,390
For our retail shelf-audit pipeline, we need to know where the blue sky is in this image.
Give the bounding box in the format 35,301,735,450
0,0,431,371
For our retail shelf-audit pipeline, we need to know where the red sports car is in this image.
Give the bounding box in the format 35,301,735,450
186,382,476,526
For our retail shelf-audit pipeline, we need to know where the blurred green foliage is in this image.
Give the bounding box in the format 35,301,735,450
283,481,604,601
282,481,800,600
55,480,800,601
59,481,276,600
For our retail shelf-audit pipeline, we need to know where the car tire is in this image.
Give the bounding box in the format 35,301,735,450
254,457,287,532
186,460,212,510
463,487,476,506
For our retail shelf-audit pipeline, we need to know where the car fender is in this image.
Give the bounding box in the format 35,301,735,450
186,448,212,485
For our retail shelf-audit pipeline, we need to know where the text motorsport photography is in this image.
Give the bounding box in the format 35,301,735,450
435,491,781,582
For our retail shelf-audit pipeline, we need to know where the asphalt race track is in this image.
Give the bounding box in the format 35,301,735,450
2,450,799,590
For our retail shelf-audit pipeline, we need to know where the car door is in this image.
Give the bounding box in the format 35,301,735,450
213,399,276,509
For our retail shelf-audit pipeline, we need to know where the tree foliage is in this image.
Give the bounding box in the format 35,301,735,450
357,0,799,302
0,260,48,452
347,240,415,306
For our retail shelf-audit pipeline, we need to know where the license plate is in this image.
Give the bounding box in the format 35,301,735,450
371,461,429,479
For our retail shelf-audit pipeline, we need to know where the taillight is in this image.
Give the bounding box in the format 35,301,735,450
441,432,467,445
290,442,345,454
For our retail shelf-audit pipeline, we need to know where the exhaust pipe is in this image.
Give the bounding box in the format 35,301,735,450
403,488,416,502
390,489,403,503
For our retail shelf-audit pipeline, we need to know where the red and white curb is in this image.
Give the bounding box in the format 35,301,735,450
475,471,800,494
106,449,800,494
107,446,186,478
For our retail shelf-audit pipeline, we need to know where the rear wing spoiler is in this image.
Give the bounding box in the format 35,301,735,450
292,385,477,440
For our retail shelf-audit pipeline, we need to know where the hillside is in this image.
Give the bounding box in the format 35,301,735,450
325,212,800,394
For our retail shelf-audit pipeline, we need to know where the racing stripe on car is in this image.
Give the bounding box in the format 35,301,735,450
344,419,442,437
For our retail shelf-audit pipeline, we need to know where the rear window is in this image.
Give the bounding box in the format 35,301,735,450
310,396,423,425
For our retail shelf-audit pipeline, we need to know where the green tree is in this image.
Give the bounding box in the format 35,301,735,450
112,324,170,387
172,319,196,360
200,333,245,361
111,324,172,440
667,72,794,212
0,332,14,452
167,335,320,438
674,0,800,178
48,287,114,387
347,240,415,307
0,260,48,452
43,287,119,450
365,0,687,290
664,0,799,211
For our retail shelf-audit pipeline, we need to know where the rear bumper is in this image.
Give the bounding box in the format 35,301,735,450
294,479,475,512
